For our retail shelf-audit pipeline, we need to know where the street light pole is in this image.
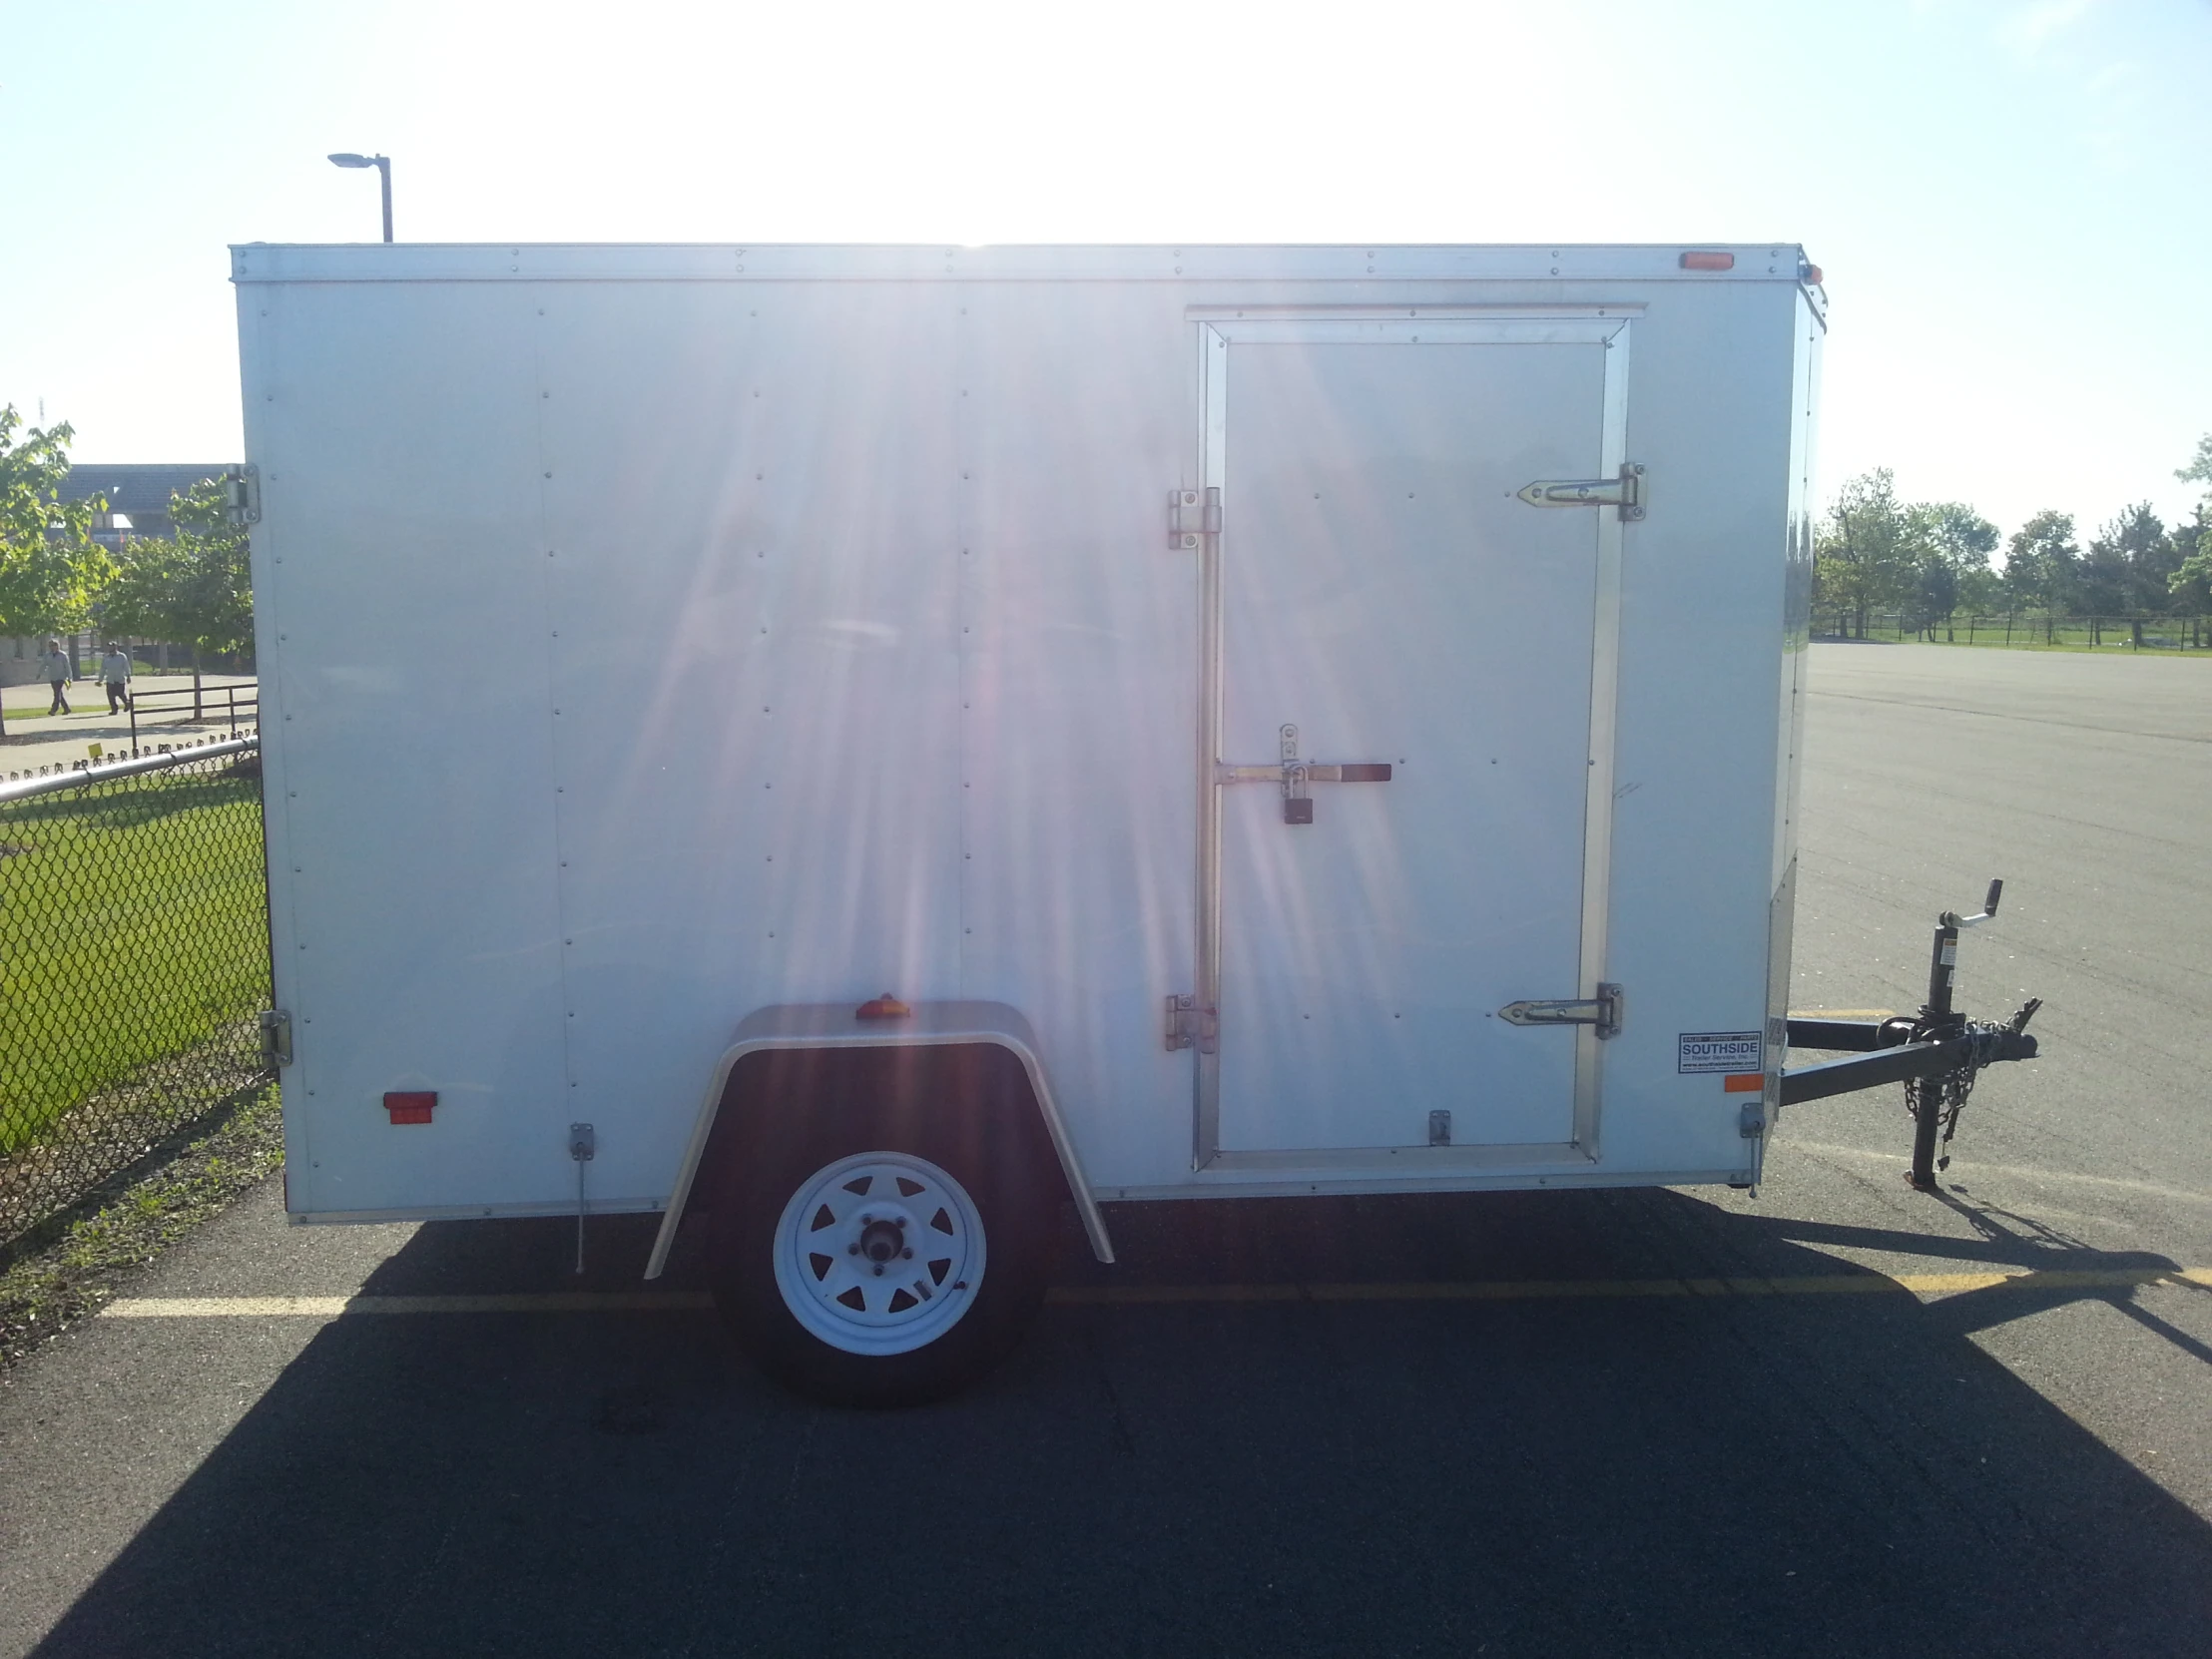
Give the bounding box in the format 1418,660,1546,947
326,153,393,242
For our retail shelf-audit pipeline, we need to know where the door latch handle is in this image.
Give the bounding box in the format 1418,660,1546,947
1216,725,1393,826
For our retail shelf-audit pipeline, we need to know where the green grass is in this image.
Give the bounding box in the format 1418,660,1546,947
0,765,269,1156
1829,619,2212,655
1851,638,2212,657
0,701,103,722
1935,639,2212,655
4,697,242,724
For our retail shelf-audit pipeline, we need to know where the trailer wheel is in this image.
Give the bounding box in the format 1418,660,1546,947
711,1078,1057,1405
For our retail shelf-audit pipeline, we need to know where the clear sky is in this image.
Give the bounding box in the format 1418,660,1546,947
4,0,2207,550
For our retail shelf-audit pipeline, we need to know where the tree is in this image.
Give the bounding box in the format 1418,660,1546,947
1907,500,1997,634
2081,503,2167,618
1914,557,1956,634
0,406,112,738
2002,510,2079,614
2177,432,2212,497
1815,470,1921,637
2170,436,2212,616
2170,510,2212,613
1955,563,2005,614
1912,501,1999,572
99,477,254,716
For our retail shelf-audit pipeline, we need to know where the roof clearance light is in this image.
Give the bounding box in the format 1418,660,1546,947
385,1090,436,1124
1680,251,1735,272
1803,265,1824,284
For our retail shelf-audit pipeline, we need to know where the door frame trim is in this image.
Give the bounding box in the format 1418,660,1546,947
1190,308,1633,1171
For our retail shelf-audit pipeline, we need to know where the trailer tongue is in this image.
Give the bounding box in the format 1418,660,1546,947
1783,879,2042,1189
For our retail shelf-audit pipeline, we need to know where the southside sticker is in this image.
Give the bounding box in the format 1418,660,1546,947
1679,1031,1763,1075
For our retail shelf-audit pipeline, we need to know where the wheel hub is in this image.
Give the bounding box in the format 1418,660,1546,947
858,1217,906,1265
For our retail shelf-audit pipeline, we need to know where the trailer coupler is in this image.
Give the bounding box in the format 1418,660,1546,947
1780,879,2042,1191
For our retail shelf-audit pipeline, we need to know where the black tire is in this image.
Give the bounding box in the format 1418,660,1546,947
710,1046,1061,1407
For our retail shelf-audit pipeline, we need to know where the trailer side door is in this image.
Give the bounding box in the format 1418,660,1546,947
1198,315,1629,1165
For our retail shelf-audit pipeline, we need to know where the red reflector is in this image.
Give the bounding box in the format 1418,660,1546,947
855,993,912,1021
385,1090,436,1124
1680,251,1735,271
1723,1073,1765,1093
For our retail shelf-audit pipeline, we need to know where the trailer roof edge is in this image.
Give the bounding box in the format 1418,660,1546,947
230,242,1821,290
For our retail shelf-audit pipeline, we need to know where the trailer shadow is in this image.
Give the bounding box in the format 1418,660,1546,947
30,1187,2212,1659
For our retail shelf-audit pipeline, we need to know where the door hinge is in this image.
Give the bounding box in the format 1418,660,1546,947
1515,463,1645,521
226,463,262,526
1168,486,1221,550
260,1008,293,1067
1499,982,1624,1040
1165,994,1217,1053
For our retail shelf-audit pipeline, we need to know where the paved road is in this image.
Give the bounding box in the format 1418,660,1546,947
0,677,258,776
3,643,2209,1658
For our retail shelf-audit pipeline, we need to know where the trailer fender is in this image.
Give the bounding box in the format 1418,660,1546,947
644,1000,1113,1278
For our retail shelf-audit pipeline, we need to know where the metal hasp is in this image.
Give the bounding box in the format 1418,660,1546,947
1516,462,1646,521
1216,722,1393,828
1498,983,1624,1040
1169,486,1221,550
1780,879,2042,1190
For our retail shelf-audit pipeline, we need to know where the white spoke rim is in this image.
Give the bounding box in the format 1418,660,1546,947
772,1151,985,1356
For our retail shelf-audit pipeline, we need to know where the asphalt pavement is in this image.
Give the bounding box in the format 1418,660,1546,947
2,642,2209,1658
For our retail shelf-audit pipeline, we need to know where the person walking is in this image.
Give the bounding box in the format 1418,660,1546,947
100,641,133,715
37,639,71,716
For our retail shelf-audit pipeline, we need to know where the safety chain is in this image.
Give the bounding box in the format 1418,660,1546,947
1904,998,2043,1171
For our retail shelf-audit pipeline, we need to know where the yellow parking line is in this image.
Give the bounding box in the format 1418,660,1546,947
101,1292,715,1319
1048,1267,2212,1305
97,1268,2211,1320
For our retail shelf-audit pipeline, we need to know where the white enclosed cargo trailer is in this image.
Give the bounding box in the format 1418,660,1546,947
238,241,1829,1401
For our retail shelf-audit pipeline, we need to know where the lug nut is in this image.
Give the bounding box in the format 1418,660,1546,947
901,1248,913,1259
872,1265,883,1277
848,1244,859,1255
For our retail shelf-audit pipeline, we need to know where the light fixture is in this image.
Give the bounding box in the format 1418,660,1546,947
326,153,393,243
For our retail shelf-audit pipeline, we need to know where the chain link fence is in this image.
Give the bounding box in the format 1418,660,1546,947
0,737,272,1251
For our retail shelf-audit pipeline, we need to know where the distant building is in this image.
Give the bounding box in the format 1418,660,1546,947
4,463,236,683
59,462,235,546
